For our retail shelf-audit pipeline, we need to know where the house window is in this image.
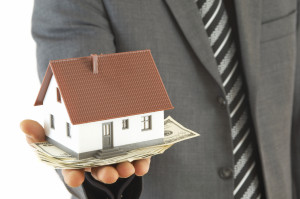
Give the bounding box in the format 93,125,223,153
50,114,55,129
103,123,111,136
122,119,129,129
141,115,151,131
57,87,61,103
66,123,71,137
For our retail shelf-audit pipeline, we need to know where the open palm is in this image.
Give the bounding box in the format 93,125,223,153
20,120,151,187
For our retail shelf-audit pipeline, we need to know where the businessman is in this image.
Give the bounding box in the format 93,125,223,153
21,0,300,198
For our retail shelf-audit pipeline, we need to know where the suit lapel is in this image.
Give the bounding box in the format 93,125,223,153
233,0,262,134
164,0,223,87
165,0,263,129
233,2,278,195
165,0,262,126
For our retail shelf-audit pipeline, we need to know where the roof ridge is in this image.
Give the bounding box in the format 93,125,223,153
49,49,151,64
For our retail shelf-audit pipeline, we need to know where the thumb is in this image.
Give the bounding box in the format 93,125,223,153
20,119,46,144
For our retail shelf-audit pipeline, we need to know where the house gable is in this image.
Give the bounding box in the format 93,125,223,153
42,76,79,152
43,76,70,122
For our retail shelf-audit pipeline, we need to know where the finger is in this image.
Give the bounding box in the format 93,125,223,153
84,168,91,172
145,157,151,164
116,162,135,178
62,169,85,187
20,120,45,144
91,166,119,184
133,158,151,176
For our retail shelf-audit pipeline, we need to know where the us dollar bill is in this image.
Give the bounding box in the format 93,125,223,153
163,116,199,145
31,116,199,169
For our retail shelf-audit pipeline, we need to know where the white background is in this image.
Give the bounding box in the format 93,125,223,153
0,1,71,198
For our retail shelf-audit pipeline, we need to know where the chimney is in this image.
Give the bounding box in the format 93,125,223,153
91,54,98,74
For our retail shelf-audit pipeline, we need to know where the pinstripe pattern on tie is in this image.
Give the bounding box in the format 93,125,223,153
196,0,263,198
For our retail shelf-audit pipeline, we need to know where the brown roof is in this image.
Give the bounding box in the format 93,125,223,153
35,50,173,125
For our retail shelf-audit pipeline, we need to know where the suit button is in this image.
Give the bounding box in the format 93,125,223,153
219,167,233,179
217,96,227,107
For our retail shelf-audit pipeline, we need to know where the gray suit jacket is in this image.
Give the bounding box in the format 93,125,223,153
32,0,300,198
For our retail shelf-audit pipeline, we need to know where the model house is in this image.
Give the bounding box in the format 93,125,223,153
34,50,173,159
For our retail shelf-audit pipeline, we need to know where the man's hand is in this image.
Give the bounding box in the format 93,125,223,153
20,119,151,187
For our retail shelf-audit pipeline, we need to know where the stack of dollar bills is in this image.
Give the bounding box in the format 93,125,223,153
31,116,200,169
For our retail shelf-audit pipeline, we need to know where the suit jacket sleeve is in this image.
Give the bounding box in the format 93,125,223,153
292,1,300,199
32,0,142,198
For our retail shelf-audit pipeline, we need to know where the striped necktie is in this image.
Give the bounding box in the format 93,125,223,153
196,0,264,198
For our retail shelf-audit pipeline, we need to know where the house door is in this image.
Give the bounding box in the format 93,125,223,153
102,122,113,149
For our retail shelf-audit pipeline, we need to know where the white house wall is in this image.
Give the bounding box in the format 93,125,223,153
113,111,164,147
76,111,164,153
75,122,103,153
43,77,80,153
